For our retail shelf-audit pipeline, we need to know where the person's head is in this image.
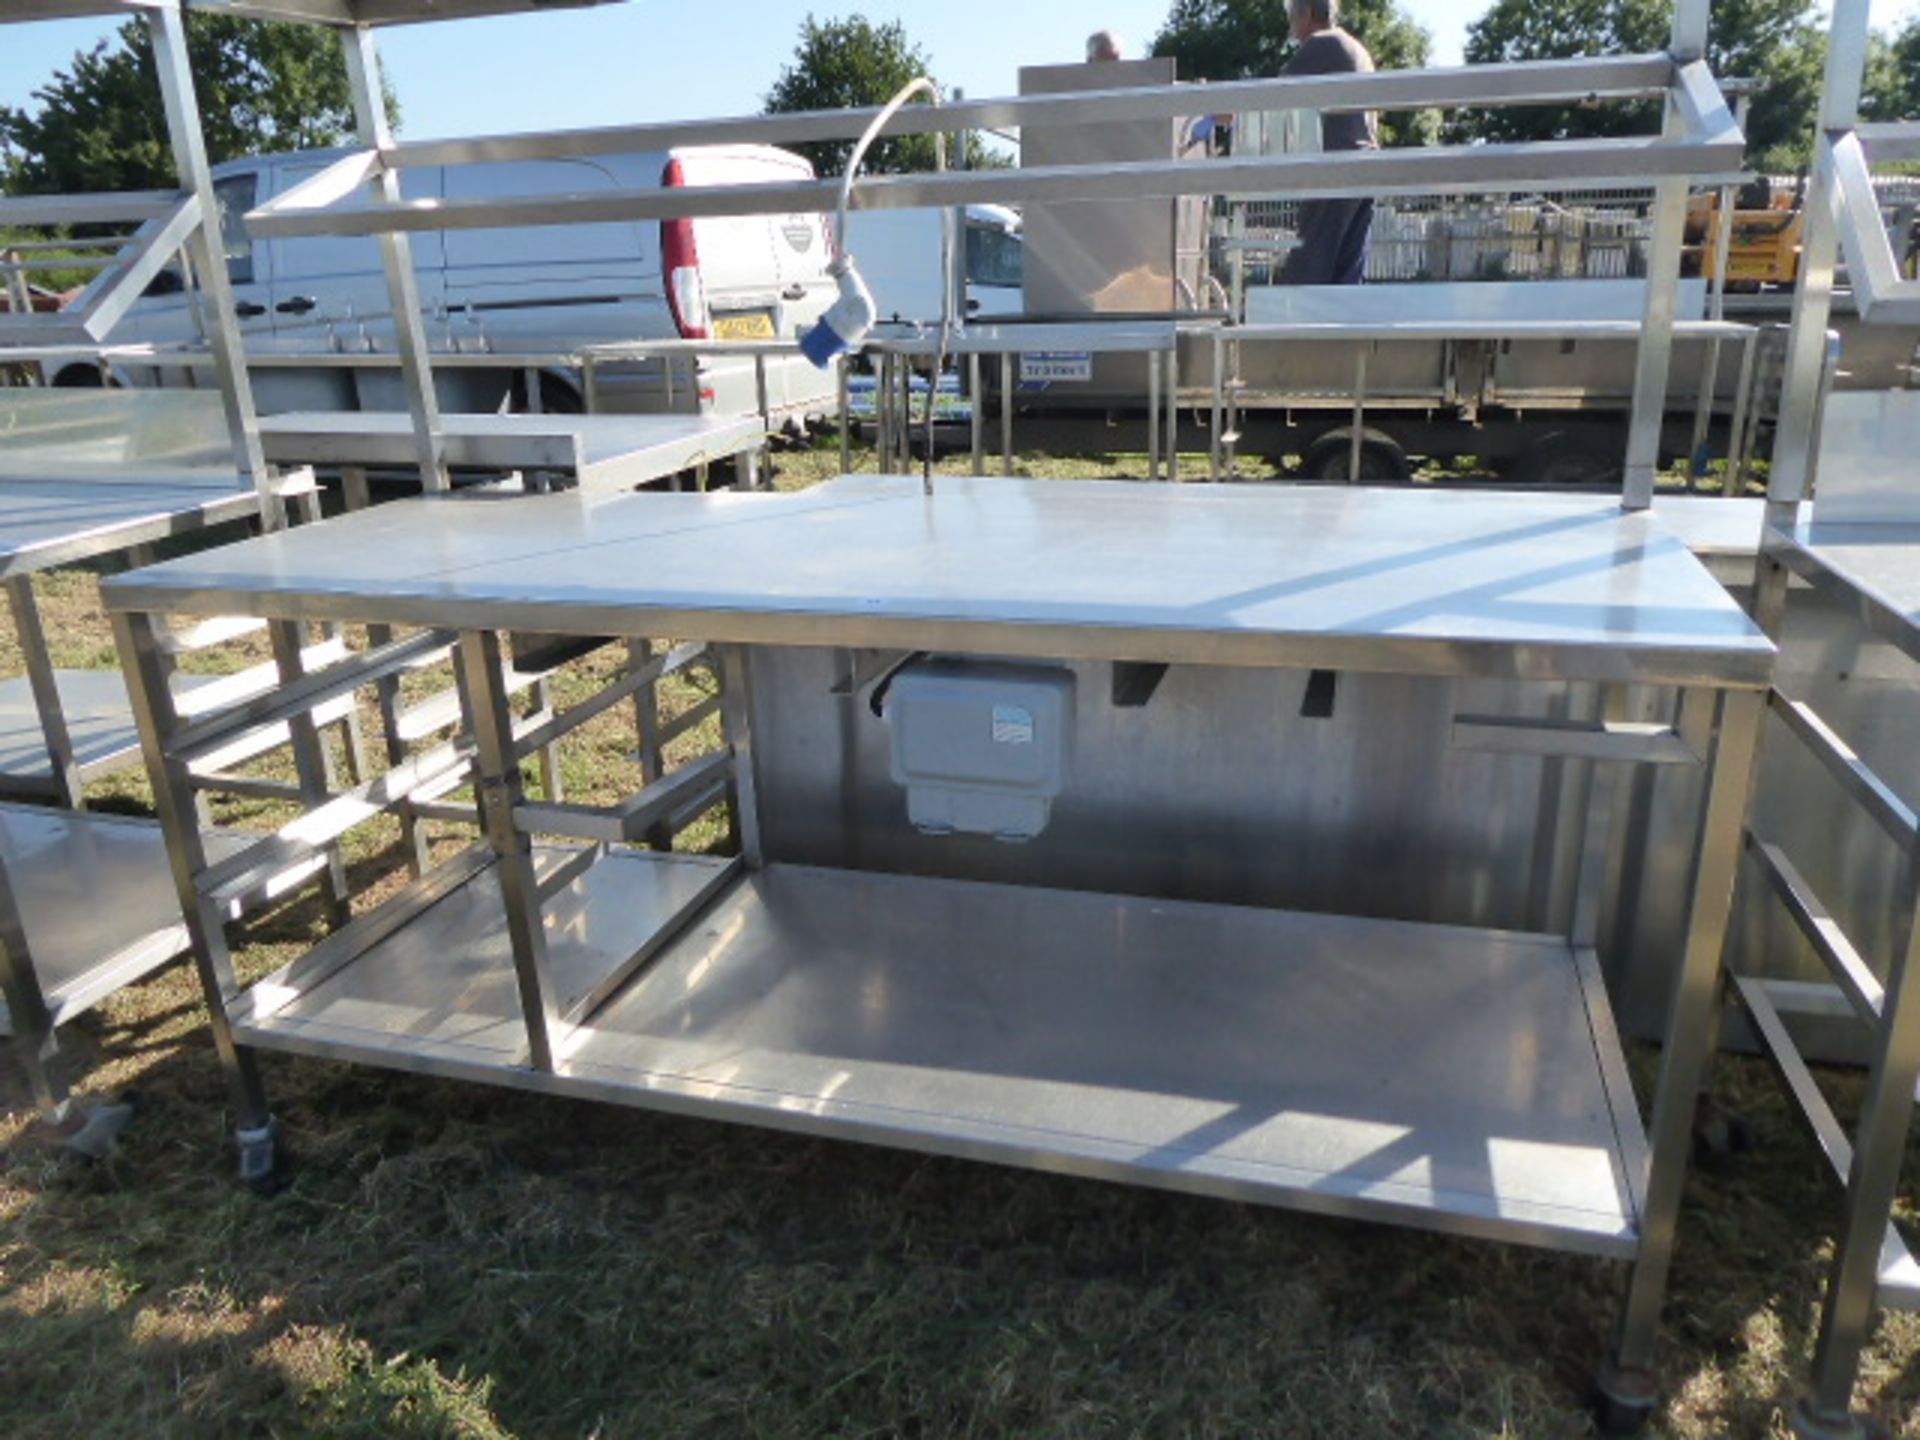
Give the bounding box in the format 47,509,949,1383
1086,29,1122,62
1287,0,1336,41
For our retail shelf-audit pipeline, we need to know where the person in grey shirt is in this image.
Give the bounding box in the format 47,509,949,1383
1277,0,1379,286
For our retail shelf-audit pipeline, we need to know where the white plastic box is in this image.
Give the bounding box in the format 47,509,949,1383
883,659,1075,842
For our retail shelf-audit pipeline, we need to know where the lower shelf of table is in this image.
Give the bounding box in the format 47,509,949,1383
0,668,219,790
237,856,1650,1258
0,804,247,1036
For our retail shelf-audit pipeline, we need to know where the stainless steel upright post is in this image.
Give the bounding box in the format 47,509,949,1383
1607,687,1765,1385
1167,339,1180,482
342,25,449,493
970,353,985,476
716,645,763,869
1349,349,1368,484
1758,0,1870,633
458,630,560,1071
1621,0,1710,511
270,620,352,930
0,857,66,1117
1000,353,1014,476
1148,352,1161,482
1210,331,1224,482
145,7,279,527
1691,93,1752,490
6,577,81,810
112,609,275,1155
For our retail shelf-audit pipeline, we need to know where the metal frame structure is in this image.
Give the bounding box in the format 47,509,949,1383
0,454,348,1125
239,8,1741,512
0,1,346,1130
0,191,204,348
104,473,1773,1424
1729,0,1920,1433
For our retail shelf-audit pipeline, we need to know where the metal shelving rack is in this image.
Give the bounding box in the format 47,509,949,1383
0,1,342,1131
92,5,1801,1423
1723,0,1920,1433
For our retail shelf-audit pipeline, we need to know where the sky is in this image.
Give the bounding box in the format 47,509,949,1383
1,0,1917,144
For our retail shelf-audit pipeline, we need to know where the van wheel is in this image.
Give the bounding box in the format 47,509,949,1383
51,364,109,388
1508,432,1622,488
1299,432,1410,482
510,373,585,416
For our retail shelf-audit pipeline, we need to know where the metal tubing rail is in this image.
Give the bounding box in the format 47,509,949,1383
381,54,1681,170
250,128,1746,241
1729,690,1920,1429
1830,125,1920,324
1745,0,1920,1391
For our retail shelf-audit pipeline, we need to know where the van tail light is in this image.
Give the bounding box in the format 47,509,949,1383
661,159,708,340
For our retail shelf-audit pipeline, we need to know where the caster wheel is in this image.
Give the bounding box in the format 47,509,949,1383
235,1117,287,1197
1594,1364,1657,1436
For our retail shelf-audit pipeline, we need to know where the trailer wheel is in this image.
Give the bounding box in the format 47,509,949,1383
1299,432,1410,482
1508,432,1622,488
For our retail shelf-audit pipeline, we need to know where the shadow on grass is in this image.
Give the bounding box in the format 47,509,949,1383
7,980,1920,1440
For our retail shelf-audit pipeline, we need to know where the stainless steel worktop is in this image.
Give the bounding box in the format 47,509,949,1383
104,475,1774,687
255,410,765,491
1781,519,1920,666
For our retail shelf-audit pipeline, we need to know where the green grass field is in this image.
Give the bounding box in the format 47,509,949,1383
2,449,1916,1439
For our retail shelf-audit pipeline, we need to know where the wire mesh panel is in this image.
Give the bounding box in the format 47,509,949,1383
1225,190,1660,285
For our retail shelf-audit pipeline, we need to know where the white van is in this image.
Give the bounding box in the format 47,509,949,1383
843,204,1024,325
106,145,840,423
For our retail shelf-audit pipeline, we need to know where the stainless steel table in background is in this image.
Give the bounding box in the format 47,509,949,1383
256,409,770,495
864,322,1191,482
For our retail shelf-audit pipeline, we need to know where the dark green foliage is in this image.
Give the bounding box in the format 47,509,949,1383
1449,0,1825,170
1149,0,1437,146
0,15,394,196
764,13,996,177
1865,16,1920,123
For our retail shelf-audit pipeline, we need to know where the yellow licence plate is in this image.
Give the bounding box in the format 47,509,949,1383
713,311,777,340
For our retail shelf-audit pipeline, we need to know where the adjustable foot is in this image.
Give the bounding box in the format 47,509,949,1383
235,1117,285,1196
1791,1399,1889,1440
18,1093,139,1163
1593,1363,1657,1436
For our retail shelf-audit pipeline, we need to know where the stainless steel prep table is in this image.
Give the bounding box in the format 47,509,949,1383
104,474,1773,1405
255,410,769,496
0,467,316,800
864,322,1189,482
0,415,314,1121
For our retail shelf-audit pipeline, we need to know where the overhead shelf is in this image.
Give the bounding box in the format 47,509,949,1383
239,855,1649,1257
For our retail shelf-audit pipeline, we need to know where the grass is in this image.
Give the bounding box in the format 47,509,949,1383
0,445,1913,1440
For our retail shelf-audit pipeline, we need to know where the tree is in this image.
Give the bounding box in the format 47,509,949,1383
1449,0,1825,170
1865,17,1920,123
765,14,992,176
1149,0,1437,147
0,15,392,196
